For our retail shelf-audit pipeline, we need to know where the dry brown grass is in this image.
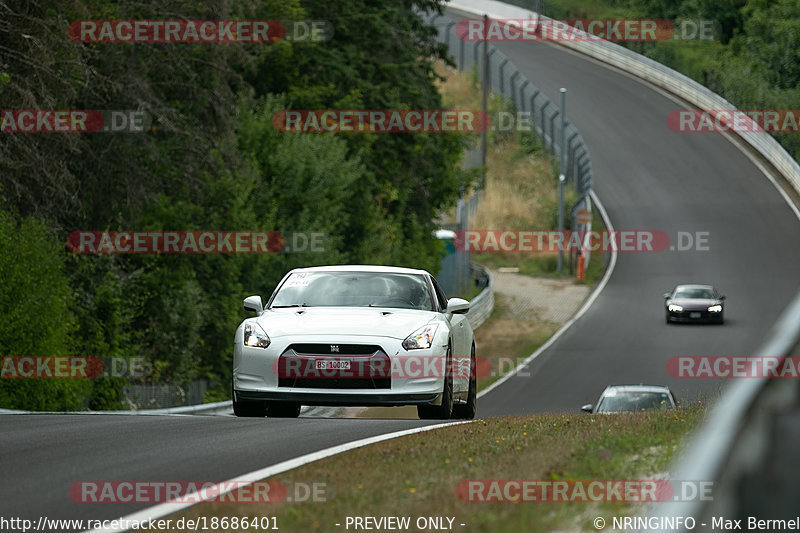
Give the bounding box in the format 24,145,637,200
476,142,554,229
434,61,556,230
473,294,558,390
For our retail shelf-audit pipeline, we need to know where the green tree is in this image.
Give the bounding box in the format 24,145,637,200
0,208,91,410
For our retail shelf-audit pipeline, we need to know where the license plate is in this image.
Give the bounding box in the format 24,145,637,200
316,360,350,370
690,312,701,318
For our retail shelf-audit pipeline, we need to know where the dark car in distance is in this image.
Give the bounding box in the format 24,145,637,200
664,284,725,324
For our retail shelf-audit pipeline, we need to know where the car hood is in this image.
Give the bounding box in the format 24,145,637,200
669,298,721,309
253,307,437,339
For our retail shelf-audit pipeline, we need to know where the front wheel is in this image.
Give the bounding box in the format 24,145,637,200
232,386,265,417
418,345,454,420
266,401,301,418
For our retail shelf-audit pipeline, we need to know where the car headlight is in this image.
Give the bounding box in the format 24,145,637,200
708,305,722,313
668,304,683,312
244,322,271,349
402,324,438,350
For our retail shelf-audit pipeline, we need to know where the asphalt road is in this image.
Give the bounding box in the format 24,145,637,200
460,17,800,415
3,7,800,529
0,414,435,525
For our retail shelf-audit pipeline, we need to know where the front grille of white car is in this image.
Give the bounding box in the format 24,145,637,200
277,344,391,389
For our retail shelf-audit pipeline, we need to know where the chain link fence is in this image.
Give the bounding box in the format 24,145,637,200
426,12,594,202
426,10,596,279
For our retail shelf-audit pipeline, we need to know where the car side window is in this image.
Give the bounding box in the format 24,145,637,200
430,276,448,311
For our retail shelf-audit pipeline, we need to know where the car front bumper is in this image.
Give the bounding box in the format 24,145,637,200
233,334,447,406
667,308,723,323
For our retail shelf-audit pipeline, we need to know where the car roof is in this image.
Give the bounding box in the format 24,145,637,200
602,385,672,394
674,284,715,290
287,265,430,276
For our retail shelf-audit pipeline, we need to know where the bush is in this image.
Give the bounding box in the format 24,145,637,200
0,208,92,410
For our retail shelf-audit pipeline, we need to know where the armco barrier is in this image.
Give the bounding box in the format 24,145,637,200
466,264,494,329
0,400,232,416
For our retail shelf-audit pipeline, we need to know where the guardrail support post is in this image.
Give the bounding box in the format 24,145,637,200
481,14,488,189
557,88,567,274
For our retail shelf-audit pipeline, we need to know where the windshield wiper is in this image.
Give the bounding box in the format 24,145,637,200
270,303,310,308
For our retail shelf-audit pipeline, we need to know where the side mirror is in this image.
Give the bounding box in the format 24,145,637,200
243,295,263,314
446,297,470,315
663,292,671,299
719,295,726,300
581,404,594,413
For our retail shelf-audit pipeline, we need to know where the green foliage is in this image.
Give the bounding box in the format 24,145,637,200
0,212,73,356
0,209,92,410
516,0,800,163
0,0,475,409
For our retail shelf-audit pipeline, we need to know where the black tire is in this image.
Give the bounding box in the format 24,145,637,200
665,313,671,324
453,344,477,419
266,401,301,418
232,387,266,417
417,345,454,420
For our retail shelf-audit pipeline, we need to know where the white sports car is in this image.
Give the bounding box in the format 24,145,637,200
232,265,477,419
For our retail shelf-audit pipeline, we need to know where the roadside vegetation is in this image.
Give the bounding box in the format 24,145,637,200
157,405,708,533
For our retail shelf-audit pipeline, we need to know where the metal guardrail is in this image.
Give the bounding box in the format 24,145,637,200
0,400,232,416
448,0,800,198
466,264,494,329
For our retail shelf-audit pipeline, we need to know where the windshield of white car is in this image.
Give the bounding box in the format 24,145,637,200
596,391,673,413
269,272,434,311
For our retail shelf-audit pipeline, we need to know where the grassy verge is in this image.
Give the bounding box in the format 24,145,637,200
473,294,558,392
155,406,707,533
